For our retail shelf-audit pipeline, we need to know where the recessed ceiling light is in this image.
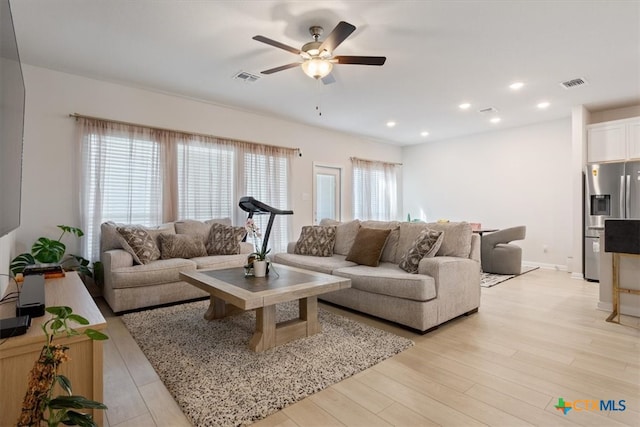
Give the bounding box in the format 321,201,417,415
537,101,550,109
420,131,429,137
490,117,501,124
386,121,396,128
509,82,524,90
459,103,471,110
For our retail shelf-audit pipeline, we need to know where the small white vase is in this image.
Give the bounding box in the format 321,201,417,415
253,260,267,277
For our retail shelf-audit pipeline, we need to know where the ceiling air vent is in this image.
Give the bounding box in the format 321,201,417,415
560,77,587,89
478,107,498,114
233,71,260,83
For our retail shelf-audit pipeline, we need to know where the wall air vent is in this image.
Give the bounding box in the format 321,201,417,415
233,71,260,83
560,77,587,89
478,107,498,114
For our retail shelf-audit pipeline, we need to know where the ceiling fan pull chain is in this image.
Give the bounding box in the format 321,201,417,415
315,79,323,116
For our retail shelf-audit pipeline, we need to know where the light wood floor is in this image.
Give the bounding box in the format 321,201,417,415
98,269,640,427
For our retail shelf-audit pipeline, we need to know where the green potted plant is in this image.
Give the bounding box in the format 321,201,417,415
17,306,108,427
10,225,92,278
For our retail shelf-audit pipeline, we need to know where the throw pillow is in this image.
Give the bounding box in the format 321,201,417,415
345,227,392,267
319,219,361,256
206,223,247,255
399,228,445,273
158,233,207,259
294,225,336,257
116,225,161,265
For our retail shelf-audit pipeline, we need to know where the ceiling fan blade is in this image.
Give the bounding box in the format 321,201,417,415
319,21,356,54
334,55,386,66
253,35,301,55
260,62,301,75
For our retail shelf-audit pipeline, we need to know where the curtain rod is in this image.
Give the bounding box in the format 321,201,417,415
350,156,403,166
69,113,301,154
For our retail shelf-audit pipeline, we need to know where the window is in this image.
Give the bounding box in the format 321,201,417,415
176,141,234,221
352,158,399,221
78,118,294,261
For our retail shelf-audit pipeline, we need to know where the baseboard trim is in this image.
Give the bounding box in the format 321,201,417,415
597,301,640,317
570,272,584,280
522,261,568,272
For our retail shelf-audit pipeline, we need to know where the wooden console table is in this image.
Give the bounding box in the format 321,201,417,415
0,272,106,425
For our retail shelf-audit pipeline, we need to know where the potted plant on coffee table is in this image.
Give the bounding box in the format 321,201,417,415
245,219,270,277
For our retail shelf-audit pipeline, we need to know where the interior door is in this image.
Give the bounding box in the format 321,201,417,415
313,164,342,224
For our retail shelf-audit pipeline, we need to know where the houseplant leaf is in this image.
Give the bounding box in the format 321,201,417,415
32,237,66,263
9,253,35,275
48,395,108,410
56,375,73,395
58,225,84,238
67,314,90,326
85,328,109,341
63,410,97,427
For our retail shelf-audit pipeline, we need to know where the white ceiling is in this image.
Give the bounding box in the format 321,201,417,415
10,0,640,146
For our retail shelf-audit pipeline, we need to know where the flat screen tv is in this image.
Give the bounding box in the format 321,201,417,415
0,0,25,238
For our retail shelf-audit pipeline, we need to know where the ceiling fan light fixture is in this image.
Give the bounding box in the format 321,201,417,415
302,58,333,79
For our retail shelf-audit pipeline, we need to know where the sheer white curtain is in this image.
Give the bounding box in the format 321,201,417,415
352,157,399,221
79,118,163,261
77,116,296,261
235,142,294,253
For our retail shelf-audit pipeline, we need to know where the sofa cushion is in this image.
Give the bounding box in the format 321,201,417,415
319,219,361,256
109,258,197,289
191,253,251,270
206,223,247,255
158,233,207,259
333,262,436,301
426,221,473,258
101,221,175,253
294,225,336,257
345,227,391,267
116,225,161,265
174,218,232,240
272,253,357,275
398,228,444,273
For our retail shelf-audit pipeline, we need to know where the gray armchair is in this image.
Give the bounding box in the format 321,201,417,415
481,226,526,275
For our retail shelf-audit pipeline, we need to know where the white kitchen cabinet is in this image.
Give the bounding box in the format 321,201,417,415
629,119,640,159
587,117,640,162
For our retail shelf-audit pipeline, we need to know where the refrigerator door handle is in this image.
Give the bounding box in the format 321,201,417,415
626,175,631,218
620,175,625,217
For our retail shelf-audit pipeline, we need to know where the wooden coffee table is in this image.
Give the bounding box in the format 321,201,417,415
179,264,351,352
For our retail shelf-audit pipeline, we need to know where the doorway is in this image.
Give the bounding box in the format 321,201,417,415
313,164,342,224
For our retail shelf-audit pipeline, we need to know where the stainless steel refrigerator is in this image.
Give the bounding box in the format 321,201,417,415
584,160,640,281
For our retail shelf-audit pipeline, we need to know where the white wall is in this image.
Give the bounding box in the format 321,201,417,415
402,118,573,269
0,233,13,296
13,65,402,259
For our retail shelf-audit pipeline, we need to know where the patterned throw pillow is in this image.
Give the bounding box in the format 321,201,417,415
294,226,336,257
345,227,392,267
158,233,207,259
116,225,161,265
206,223,247,255
399,228,445,273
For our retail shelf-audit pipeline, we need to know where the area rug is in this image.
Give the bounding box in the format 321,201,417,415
121,300,413,427
481,265,539,288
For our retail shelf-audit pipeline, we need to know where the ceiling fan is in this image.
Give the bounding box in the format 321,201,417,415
253,21,386,82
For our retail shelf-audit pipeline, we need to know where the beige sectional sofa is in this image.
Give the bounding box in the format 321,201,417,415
273,220,481,332
101,219,251,313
